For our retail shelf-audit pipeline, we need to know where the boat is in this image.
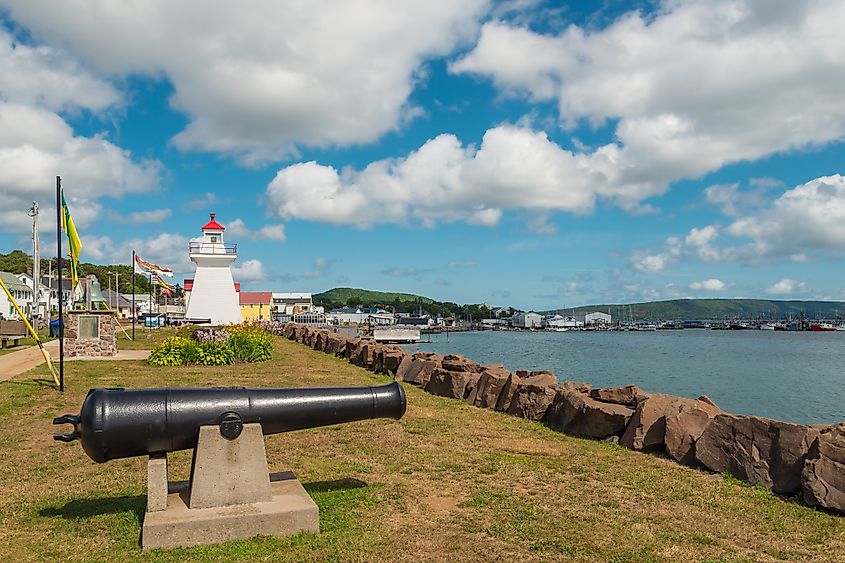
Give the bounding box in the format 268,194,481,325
836,325,845,331
760,323,776,330
811,323,837,332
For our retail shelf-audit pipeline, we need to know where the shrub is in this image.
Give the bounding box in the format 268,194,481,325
147,336,191,366
197,340,235,366
228,330,273,362
148,325,271,367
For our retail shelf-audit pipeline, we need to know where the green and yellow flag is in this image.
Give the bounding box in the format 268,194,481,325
61,191,83,287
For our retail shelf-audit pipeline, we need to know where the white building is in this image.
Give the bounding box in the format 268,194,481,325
1,272,31,320
184,213,242,325
272,293,313,318
512,311,543,329
576,311,612,327
16,273,50,319
544,314,583,329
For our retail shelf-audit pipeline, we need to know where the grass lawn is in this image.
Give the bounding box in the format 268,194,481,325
0,337,843,562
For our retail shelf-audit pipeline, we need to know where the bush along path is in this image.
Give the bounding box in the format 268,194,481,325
148,325,273,367
280,323,845,516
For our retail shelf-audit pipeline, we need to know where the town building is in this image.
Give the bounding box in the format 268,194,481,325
15,273,50,319
184,213,242,325
576,311,612,327
544,314,582,329
512,311,543,329
327,306,394,325
101,288,134,318
240,291,273,321
271,292,313,320
0,271,31,320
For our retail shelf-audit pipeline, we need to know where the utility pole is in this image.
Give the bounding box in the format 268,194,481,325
27,202,40,326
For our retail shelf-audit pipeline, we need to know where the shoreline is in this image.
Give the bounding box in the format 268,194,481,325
281,322,845,516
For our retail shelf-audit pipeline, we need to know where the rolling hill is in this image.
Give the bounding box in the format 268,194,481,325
557,299,845,320
313,287,436,305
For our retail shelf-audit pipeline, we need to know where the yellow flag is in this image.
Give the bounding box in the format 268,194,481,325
61,191,83,287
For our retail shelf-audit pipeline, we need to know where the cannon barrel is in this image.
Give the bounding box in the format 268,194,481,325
53,381,406,463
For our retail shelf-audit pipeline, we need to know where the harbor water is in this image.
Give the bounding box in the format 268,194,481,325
403,329,845,424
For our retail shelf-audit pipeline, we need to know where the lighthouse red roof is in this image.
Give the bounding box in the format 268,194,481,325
201,212,225,231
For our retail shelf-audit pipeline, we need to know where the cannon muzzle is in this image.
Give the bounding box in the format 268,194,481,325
53,381,406,463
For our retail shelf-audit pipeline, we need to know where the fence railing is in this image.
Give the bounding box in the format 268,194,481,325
188,242,237,254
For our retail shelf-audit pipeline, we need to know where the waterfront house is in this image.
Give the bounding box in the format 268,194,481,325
240,291,273,321
101,288,134,318
576,311,612,327
512,311,543,329
15,273,50,319
0,271,31,320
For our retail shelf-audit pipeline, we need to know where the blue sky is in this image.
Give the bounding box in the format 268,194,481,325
1,0,844,310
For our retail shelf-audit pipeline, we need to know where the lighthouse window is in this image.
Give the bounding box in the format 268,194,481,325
79,316,100,340
210,236,218,243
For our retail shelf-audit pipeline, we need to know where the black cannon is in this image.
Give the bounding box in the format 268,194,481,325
53,381,406,463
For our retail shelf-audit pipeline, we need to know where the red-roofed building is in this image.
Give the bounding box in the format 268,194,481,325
239,291,273,321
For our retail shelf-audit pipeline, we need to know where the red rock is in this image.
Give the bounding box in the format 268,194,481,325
425,368,481,400
802,423,845,514
441,354,483,373
465,365,512,408
620,394,702,452
589,384,649,407
664,398,721,465
695,414,820,494
399,354,442,386
506,383,557,421
545,389,634,438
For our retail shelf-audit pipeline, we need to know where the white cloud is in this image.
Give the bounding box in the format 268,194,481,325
2,0,488,164
727,174,845,260
302,256,332,279
689,278,726,292
631,236,683,273
232,259,268,282
0,31,161,237
112,209,172,224
267,125,656,227
0,29,119,112
225,219,287,242
766,279,807,296
451,2,845,203
382,267,428,278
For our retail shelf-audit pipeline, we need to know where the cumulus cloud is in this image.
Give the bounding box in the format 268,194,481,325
2,0,488,164
0,31,161,236
689,279,726,292
302,257,333,279
225,219,287,242
111,208,172,224
232,259,269,282
381,267,429,278
727,175,845,260
450,2,845,204
266,125,655,227
766,279,807,296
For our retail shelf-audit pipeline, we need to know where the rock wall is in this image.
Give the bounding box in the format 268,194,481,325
64,311,117,358
282,323,845,515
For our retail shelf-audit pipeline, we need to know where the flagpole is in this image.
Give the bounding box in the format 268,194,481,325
131,250,136,340
55,176,64,392
148,273,152,328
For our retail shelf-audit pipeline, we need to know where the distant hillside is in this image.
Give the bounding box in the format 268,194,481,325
555,299,845,321
313,287,436,306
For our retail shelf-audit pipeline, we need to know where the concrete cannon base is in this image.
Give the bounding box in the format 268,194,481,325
142,473,319,550
141,423,319,550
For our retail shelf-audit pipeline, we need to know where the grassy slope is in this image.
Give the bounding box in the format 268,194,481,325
313,287,436,305
558,299,845,320
0,338,843,562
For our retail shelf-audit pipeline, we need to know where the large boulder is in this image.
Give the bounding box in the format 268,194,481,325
560,380,592,394
802,423,845,513
663,397,722,465
397,354,441,387
506,382,558,421
620,394,710,452
545,389,634,439
441,354,483,373
380,348,409,376
465,364,512,408
424,368,481,400
496,371,558,412
695,414,820,494
590,384,649,407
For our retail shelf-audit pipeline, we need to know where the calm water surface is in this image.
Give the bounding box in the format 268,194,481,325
403,329,845,424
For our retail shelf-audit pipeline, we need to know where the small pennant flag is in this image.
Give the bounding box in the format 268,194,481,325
135,255,174,277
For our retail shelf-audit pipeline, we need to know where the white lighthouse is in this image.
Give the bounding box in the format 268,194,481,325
185,213,242,325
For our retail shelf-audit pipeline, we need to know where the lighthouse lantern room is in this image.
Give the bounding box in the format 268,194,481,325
185,213,242,325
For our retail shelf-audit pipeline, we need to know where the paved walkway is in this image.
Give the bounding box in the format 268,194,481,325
0,341,149,383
